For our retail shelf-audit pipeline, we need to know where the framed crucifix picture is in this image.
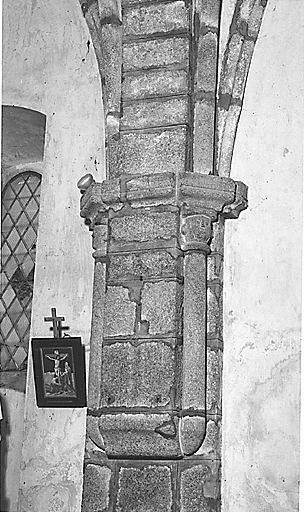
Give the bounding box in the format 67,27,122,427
32,337,86,407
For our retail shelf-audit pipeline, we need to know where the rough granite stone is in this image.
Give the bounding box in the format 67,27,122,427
81,464,112,512
206,347,222,413
110,210,178,243
122,68,188,100
126,174,175,201
141,281,182,335
196,0,221,28
207,286,222,336
108,127,187,177
121,97,188,130
99,413,181,457
108,250,180,280
195,32,218,93
219,33,243,97
233,40,254,100
116,465,173,512
123,37,189,71
182,253,206,409
104,286,136,337
193,100,214,175
100,341,176,407
123,2,189,37
216,104,241,177
195,417,221,459
207,253,223,281
180,416,206,455
180,462,221,511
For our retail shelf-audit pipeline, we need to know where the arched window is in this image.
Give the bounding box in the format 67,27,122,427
1,105,46,374
1,171,42,370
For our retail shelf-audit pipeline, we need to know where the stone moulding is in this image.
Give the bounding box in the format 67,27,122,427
79,171,247,458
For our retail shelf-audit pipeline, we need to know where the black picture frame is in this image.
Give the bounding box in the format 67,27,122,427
32,337,86,408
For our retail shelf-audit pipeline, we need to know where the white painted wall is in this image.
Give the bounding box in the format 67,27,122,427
2,0,105,510
223,1,302,510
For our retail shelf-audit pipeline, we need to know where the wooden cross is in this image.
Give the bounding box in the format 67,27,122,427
44,308,69,338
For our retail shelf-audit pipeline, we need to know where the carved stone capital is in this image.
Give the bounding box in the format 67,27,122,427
180,213,212,253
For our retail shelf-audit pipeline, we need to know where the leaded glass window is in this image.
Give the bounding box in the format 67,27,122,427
1,171,41,370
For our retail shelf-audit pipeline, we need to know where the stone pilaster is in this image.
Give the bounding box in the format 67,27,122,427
79,172,245,461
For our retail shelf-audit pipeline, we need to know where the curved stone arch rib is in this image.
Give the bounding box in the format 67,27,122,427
216,0,268,177
80,0,122,140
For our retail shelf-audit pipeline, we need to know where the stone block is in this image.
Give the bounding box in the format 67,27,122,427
123,37,189,72
206,347,222,413
182,253,206,410
116,464,173,511
219,33,242,97
195,32,218,93
238,0,265,39
180,461,221,511
81,464,112,512
104,286,136,337
195,417,221,459
180,416,206,455
100,178,121,205
196,0,221,28
193,100,214,175
122,68,188,100
207,285,222,336
99,413,181,457
123,2,189,37
110,209,178,244
108,127,187,177
141,281,182,335
216,105,241,177
125,173,175,201
233,40,254,100
121,97,188,130
207,253,223,281
100,341,176,408
108,250,181,280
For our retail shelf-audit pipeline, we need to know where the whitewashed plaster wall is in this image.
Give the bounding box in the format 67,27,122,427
2,0,105,511
223,1,302,511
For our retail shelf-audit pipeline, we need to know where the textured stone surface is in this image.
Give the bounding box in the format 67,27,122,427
196,0,221,28
233,40,254,100
123,68,188,100
123,2,189,37
108,250,180,280
195,32,218,92
206,347,222,413
123,37,189,71
121,97,188,130
110,210,178,243
180,462,220,511
99,413,181,457
219,33,243,96
117,464,173,512
108,127,187,177
207,253,223,281
193,100,214,175
195,417,221,459
81,464,111,512
180,416,206,456
100,341,176,407
182,253,206,409
141,281,182,335
126,173,175,201
207,286,222,336
104,286,136,337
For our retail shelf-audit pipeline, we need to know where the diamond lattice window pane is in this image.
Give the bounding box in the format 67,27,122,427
1,171,41,370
